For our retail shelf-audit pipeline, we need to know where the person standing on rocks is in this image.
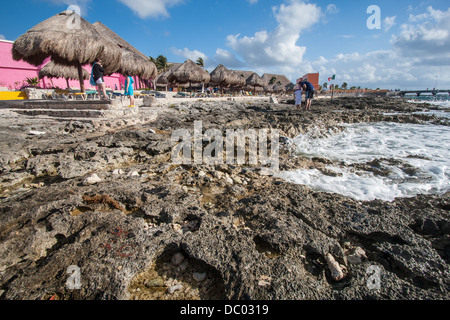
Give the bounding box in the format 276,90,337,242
124,74,135,108
92,58,109,100
301,81,315,111
294,84,303,110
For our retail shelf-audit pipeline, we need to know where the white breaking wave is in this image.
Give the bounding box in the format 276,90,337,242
407,98,450,109
276,122,450,201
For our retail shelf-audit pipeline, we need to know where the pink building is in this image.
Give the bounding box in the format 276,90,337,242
0,39,126,91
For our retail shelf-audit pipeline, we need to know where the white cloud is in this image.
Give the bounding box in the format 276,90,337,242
171,47,207,62
165,4,450,89
225,0,321,69
117,0,184,19
170,47,246,71
247,0,258,4
384,16,396,32
253,6,450,89
338,35,355,39
307,50,410,88
306,42,450,90
391,6,450,59
0,34,6,40
214,48,246,68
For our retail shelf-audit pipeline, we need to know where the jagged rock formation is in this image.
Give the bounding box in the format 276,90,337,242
0,97,448,300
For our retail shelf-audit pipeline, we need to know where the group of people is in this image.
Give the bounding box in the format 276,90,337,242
91,58,135,107
294,80,315,111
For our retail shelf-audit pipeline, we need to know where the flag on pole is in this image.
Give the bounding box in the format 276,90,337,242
328,74,336,82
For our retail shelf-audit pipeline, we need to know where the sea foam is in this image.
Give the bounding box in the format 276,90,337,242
276,122,450,201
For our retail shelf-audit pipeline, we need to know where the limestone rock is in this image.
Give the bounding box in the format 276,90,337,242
0,97,448,301
83,173,101,185
270,96,278,104
171,252,185,266
325,253,346,281
193,272,207,282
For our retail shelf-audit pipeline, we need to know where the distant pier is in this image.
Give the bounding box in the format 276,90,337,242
397,90,450,97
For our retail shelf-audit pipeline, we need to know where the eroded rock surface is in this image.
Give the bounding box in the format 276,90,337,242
0,97,448,300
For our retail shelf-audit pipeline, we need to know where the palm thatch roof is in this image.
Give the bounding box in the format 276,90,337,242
272,84,286,92
92,21,157,79
285,82,296,92
156,63,181,85
230,70,246,87
210,64,242,87
261,73,292,87
38,61,89,80
167,59,210,84
12,11,123,93
232,70,254,82
12,11,122,73
246,72,266,88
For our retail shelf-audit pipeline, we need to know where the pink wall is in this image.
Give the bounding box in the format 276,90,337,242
0,40,123,91
0,40,42,90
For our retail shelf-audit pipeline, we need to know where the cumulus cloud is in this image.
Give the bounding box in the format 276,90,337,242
225,0,321,69
391,6,450,59
117,0,184,19
305,50,415,88
170,47,246,71
170,4,450,89
305,6,450,89
384,16,396,32
307,43,450,90
171,47,207,62
214,48,246,68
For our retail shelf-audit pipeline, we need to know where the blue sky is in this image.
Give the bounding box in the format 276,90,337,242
1,0,450,89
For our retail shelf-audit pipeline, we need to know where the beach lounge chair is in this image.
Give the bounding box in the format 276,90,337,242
110,92,124,100
143,91,165,98
43,92,54,100
52,89,72,100
175,92,188,98
67,91,87,100
85,90,98,100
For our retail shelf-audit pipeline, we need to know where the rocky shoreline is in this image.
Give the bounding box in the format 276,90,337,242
0,97,449,300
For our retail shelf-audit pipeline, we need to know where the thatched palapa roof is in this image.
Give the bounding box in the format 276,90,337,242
233,70,254,82
285,82,296,92
156,63,182,85
230,70,246,87
272,84,286,92
246,72,266,88
261,73,292,87
12,11,124,93
12,11,122,74
209,64,242,87
167,59,210,84
39,61,89,80
93,21,157,79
